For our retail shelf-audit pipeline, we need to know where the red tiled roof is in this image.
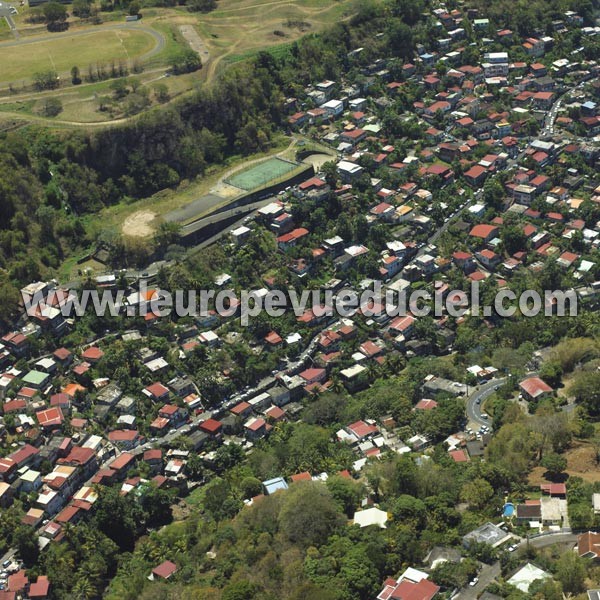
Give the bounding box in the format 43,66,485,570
7,570,28,593
107,429,139,442
299,367,326,382
470,224,498,239
199,418,222,434
415,399,438,410
578,531,600,558
110,452,135,471
360,341,382,357
450,449,470,463
50,393,70,407
60,446,95,465
519,376,553,398
347,420,378,439
150,417,169,430
3,399,26,413
29,576,50,598
152,560,177,580
388,577,440,600
541,482,566,495
343,128,366,139
159,404,179,416
36,407,64,428
143,449,162,461
55,504,80,524
265,331,283,345
231,401,251,415
298,177,326,191
452,251,472,261
82,346,104,361
145,382,169,398
246,417,266,432
9,444,39,466
265,405,285,420
464,165,487,179
277,227,310,244
53,347,71,361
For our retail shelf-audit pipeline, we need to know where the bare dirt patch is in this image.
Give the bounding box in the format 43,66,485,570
564,442,600,483
172,500,192,521
302,152,333,170
528,440,600,486
179,24,210,64
122,210,156,237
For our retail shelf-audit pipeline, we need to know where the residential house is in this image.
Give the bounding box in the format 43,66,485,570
469,224,499,244
377,568,440,600
519,376,554,401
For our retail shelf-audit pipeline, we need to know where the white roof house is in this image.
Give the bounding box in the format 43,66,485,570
594,493,600,514
353,507,388,528
507,563,551,593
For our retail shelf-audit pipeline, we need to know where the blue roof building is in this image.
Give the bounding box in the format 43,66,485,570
262,476,289,495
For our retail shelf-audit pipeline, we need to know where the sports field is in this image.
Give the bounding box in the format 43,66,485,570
0,28,157,82
225,157,300,190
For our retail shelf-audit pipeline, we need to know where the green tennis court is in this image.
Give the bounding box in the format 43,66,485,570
225,157,300,190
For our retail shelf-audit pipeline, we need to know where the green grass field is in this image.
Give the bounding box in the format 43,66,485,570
225,157,300,190
0,29,157,82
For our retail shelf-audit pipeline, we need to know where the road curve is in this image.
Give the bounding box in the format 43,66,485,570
465,377,507,427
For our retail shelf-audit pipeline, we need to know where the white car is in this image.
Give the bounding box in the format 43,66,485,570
469,578,479,587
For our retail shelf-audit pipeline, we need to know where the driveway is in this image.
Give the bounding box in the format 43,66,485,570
456,562,501,599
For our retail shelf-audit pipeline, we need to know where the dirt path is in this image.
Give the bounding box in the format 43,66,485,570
179,24,210,65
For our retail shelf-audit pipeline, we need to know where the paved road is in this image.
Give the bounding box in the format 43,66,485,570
181,199,273,233
466,378,507,427
184,202,275,256
0,548,17,570
457,561,501,600
542,77,593,136
528,531,577,548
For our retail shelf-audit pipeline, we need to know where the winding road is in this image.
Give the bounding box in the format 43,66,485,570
465,377,507,427
542,76,594,136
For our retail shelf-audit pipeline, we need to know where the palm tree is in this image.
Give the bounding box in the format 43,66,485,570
330,377,344,394
72,576,95,600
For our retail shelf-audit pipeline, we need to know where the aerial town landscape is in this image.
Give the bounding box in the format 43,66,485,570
0,0,599,598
